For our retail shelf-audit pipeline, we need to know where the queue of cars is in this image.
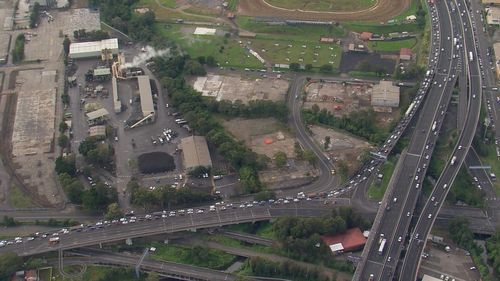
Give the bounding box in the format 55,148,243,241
0,194,326,248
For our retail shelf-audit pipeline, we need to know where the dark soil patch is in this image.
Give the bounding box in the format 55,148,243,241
138,152,175,174
340,52,395,73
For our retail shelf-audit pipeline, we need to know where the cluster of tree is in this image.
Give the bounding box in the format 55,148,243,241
416,2,426,29
58,172,118,213
272,207,367,271
449,217,491,280
486,231,500,276
79,137,115,171
12,34,25,63
294,141,317,165
446,167,485,207
34,218,79,227
248,257,334,281
303,105,387,144
73,29,110,42
1,216,17,227
152,55,266,193
274,151,287,168
93,0,164,44
29,2,40,28
128,180,216,210
197,55,217,67
187,165,211,178
356,60,386,77
204,99,288,122
0,252,23,280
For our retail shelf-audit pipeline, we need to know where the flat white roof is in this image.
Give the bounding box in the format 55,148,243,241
422,275,443,281
194,27,216,35
69,38,118,55
137,76,155,116
86,108,109,121
329,243,344,252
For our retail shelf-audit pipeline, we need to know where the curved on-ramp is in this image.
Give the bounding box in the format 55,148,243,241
238,0,412,22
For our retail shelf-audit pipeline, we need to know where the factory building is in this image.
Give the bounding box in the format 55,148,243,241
137,75,155,119
69,38,119,59
371,80,400,110
179,136,212,171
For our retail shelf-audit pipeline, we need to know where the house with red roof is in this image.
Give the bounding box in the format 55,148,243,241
400,48,413,60
360,32,373,41
322,228,367,255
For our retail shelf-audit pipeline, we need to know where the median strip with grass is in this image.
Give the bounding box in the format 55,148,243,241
368,157,397,200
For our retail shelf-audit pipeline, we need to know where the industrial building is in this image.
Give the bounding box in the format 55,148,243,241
322,228,367,255
137,75,155,118
69,38,119,59
494,43,500,80
111,77,121,113
487,6,500,25
193,27,216,36
180,136,212,171
371,80,400,110
399,48,413,61
0,34,10,64
89,125,106,138
86,108,109,124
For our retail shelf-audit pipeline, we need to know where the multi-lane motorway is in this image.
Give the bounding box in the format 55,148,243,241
355,0,465,279
399,0,485,279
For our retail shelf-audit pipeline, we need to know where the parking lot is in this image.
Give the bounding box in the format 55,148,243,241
68,50,196,206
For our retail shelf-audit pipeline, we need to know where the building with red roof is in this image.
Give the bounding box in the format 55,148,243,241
360,32,373,41
322,228,367,254
400,47,413,60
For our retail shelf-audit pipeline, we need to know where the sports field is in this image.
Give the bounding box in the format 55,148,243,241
249,38,341,68
265,0,376,12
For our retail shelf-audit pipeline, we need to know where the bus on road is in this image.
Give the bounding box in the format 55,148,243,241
378,238,387,255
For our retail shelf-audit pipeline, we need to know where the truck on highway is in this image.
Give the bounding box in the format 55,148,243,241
469,51,474,62
451,155,457,165
378,238,387,255
405,101,416,117
49,237,60,246
431,121,437,132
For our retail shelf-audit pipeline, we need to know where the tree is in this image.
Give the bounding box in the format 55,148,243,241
55,156,76,176
58,134,69,148
303,150,317,165
79,138,97,156
319,64,333,73
29,2,40,28
206,55,217,67
63,36,71,55
0,252,23,280
294,141,304,159
59,121,68,133
274,151,287,168
289,63,301,72
305,64,313,71
106,203,123,219
324,136,331,150
2,216,17,227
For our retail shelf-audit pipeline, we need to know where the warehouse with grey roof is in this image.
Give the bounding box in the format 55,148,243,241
180,136,212,171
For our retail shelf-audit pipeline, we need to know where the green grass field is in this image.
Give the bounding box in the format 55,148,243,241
266,0,376,12
368,38,417,52
155,24,263,69
249,38,341,68
150,242,237,270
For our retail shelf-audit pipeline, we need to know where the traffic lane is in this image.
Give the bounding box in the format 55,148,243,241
0,204,336,256
359,1,455,278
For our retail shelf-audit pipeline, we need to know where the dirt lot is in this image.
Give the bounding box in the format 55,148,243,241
238,0,411,22
304,81,373,116
310,125,373,173
193,74,289,103
223,118,317,185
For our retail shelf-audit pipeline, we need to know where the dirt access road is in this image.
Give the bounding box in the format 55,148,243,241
238,0,411,22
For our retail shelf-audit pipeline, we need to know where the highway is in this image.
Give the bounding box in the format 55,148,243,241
354,0,462,279
0,201,335,257
399,0,484,279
